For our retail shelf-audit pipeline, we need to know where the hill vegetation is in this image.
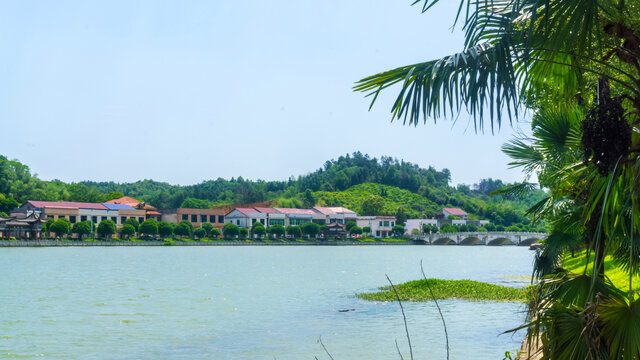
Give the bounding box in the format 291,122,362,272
0,152,544,226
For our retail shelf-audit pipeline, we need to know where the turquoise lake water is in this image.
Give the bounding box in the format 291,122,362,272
0,246,533,359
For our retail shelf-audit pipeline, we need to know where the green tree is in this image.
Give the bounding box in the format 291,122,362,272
194,227,206,239
301,222,321,238
96,220,116,238
267,224,285,238
223,223,239,239
174,222,193,238
302,189,315,208
484,223,496,232
350,226,363,235
458,224,469,232
120,224,136,238
466,223,478,232
158,221,174,238
395,207,408,226
201,222,214,235
345,220,357,231
71,221,91,239
251,222,266,238
180,197,211,209
238,227,248,239
391,224,404,236
124,218,139,232
440,223,457,234
360,195,384,216
139,219,158,236
49,219,70,238
362,226,371,234
286,225,302,238
209,228,222,238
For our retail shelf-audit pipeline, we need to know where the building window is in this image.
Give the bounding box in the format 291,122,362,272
69,216,76,223
121,216,127,224
218,215,224,223
236,220,240,225
58,215,66,220
379,221,383,227
260,219,265,225
391,222,395,227
383,221,389,227
92,216,98,223
138,217,144,223
312,219,325,225
201,215,207,223
210,215,216,223
376,231,381,237
269,219,285,226
111,217,117,223
337,219,344,224
182,214,188,221
81,216,87,222
189,214,196,223
252,219,256,224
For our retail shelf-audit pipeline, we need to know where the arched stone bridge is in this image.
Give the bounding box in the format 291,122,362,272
412,232,548,246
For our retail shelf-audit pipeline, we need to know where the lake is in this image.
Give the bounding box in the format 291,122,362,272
0,246,533,359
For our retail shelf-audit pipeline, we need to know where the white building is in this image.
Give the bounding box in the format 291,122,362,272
357,216,396,238
404,219,439,235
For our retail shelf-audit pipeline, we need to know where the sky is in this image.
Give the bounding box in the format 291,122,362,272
0,1,531,187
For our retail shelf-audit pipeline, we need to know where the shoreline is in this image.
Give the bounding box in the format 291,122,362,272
0,240,420,247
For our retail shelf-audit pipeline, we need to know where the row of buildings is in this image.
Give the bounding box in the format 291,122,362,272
404,208,490,235
0,196,399,239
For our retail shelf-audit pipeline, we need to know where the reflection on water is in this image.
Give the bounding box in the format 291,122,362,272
0,246,533,359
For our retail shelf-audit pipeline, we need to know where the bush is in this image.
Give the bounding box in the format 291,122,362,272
223,223,240,239
466,223,478,232
139,219,158,236
286,225,302,237
175,221,193,238
194,227,206,239
49,219,70,238
484,223,496,231
97,220,116,238
209,228,222,238
201,222,214,235
124,218,139,232
238,227,248,239
158,221,174,238
251,222,266,238
120,224,136,238
440,223,457,233
301,222,321,238
267,224,285,237
392,224,405,236
350,226,363,235
71,221,92,238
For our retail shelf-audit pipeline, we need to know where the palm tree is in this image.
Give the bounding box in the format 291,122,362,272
354,1,640,358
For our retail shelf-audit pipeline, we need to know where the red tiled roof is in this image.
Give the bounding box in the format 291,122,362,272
234,208,261,216
312,206,356,215
274,208,317,215
28,200,107,210
443,208,468,216
105,196,157,210
147,211,161,215
254,207,280,214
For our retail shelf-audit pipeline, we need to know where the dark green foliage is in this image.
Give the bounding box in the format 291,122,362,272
395,207,407,226
458,224,469,232
238,228,248,239
362,226,371,234
174,221,193,237
360,194,385,216
124,218,139,232
201,222,214,235
286,225,301,237
209,228,221,238
484,223,496,231
71,221,91,238
120,224,136,238
357,278,526,302
345,220,356,231
496,225,505,231
440,223,457,233
251,222,266,238
157,221,173,238
180,197,211,209
267,224,285,237
0,193,19,214
139,219,158,236
301,222,321,237
49,219,70,237
392,224,404,236
350,226,363,235
193,227,206,239
222,223,239,238
96,220,116,237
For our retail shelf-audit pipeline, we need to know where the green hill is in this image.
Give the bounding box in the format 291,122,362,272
0,152,545,227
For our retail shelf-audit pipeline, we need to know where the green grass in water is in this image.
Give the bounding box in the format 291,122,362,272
357,278,526,302
562,250,640,292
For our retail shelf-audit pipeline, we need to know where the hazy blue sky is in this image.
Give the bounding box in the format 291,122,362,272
1,1,530,186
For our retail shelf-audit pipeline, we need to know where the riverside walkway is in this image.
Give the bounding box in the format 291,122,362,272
412,231,547,246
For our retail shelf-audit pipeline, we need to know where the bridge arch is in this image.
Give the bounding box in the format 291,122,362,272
460,237,483,245
518,238,541,246
433,237,456,245
487,237,515,246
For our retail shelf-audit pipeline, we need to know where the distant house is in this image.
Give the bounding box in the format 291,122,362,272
11,200,140,228
224,208,267,228
404,219,438,235
441,208,469,220
0,212,47,240
312,206,357,225
223,206,358,229
105,196,161,221
174,208,227,229
356,216,396,238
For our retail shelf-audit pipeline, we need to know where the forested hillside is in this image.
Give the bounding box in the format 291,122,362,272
0,153,545,226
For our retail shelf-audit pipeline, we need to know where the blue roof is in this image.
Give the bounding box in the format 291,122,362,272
102,203,136,210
